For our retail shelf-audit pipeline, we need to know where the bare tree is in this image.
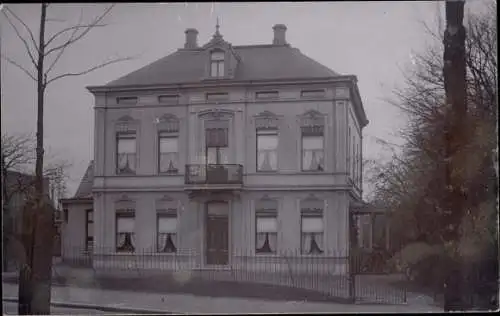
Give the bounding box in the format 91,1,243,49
366,1,497,309
2,4,133,314
1,133,71,273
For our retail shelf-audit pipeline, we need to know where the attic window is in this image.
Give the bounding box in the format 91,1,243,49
158,95,179,104
210,51,225,77
301,90,326,98
256,91,279,100
117,97,138,105
206,92,229,101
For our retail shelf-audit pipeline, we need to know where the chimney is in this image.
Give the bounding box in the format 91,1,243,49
272,24,287,45
184,28,199,49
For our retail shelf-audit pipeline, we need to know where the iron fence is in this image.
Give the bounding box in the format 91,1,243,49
58,246,407,304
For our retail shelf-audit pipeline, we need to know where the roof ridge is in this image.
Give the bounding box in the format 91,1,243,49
234,44,291,49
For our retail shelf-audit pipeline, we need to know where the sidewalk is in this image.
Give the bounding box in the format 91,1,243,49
2,282,442,314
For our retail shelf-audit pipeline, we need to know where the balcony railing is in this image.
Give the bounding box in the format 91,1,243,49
185,164,243,185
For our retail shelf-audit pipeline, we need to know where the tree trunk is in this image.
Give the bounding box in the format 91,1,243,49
17,3,54,315
442,0,467,311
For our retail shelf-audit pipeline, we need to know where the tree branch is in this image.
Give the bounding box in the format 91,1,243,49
1,54,37,81
45,9,86,75
45,56,134,86
2,8,38,68
44,4,115,57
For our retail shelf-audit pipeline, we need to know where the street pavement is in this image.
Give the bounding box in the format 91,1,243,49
2,301,116,315
2,282,443,314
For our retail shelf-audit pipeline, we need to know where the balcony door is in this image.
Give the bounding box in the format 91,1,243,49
205,201,229,266
205,127,229,165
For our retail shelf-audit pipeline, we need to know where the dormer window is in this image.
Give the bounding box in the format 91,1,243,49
210,50,225,77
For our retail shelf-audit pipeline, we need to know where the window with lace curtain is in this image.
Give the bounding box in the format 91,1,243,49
255,198,278,254
157,211,177,253
257,129,278,171
206,127,229,164
116,210,135,252
116,132,136,174
300,111,325,172
300,200,324,255
301,129,324,171
159,133,179,174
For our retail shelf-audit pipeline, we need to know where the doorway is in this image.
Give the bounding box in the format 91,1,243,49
205,201,229,265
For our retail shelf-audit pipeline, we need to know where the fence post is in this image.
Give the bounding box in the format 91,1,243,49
348,252,356,303
284,251,295,287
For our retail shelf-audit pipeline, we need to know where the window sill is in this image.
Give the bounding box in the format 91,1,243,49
115,172,137,176
300,170,326,174
158,172,181,176
253,252,279,258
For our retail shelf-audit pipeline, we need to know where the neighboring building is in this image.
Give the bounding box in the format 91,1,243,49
62,23,368,273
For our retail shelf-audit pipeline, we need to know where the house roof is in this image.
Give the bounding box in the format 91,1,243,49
73,160,94,199
105,45,341,87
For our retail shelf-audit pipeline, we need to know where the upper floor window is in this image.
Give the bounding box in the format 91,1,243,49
300,111,325,172
210,50,225,77
157,114,180,174
159,133,179,174
300,89,326,99
158,94,180,104
116,96,138,105
206,127,229,164
256,91,279,100
255,111,279,172
257,130,278,172
206,92,229,102
116,132,136,174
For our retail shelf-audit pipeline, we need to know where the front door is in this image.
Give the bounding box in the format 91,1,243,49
205,202,229,265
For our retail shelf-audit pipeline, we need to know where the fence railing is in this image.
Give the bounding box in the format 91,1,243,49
185,164,243,185
58,247,407,304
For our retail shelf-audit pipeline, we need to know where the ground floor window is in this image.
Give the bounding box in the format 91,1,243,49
255,213,277,254
301,215,324,254
116,210,135,252
157,212,177,253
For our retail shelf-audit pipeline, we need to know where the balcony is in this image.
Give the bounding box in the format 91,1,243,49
185,164,243,191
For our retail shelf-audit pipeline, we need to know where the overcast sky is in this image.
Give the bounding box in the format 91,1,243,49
0,1,488,197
